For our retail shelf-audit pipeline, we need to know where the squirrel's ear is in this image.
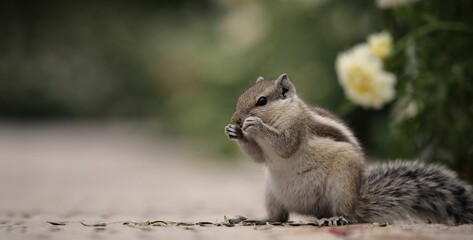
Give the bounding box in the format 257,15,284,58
256,76,264,83
275,73,295,98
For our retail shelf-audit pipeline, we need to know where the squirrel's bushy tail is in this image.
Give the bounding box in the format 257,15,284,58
354,161,473,225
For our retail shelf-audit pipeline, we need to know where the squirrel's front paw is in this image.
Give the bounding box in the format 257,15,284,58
242,116,263,135
225,124,243,140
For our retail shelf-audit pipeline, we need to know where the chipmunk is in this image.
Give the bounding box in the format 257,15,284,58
224,74,473,225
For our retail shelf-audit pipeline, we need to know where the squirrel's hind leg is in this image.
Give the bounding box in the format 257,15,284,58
316,216,349,226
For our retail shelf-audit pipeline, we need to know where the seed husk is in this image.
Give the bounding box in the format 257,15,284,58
81,222,107,227
46,221,67,226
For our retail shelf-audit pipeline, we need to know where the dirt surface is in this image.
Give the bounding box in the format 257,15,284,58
1,122,473,239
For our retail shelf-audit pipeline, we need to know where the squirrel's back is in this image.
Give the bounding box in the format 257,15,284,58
356,161,473,225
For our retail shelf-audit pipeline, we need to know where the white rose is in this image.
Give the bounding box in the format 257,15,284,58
336,44,396,109
368,31,393,60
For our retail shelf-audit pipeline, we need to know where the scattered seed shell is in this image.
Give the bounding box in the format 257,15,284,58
196,222,213,227
176,222,195,226
228,216,247,224
150,221,168,227
81,222,107,227
46,221,67,226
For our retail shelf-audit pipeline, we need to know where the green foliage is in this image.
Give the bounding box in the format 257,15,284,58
0,1,173,118
385,0,473,181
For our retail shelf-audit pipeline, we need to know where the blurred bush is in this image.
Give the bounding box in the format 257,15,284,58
382,0,473,181
1,1,159,117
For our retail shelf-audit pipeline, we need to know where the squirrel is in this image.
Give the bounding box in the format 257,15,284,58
224,73,473,225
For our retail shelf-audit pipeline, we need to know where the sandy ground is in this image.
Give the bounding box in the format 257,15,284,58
1,122,473,240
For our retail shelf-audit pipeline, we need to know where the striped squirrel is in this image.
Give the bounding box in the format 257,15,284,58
224,74,473,225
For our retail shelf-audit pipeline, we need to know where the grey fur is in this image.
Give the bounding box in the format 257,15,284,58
225,74,473,225
355,161,473,224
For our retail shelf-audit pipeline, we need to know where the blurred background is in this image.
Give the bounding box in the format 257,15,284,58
1,0,473,222
0,0,404,156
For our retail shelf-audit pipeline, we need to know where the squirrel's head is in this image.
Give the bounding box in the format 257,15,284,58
231,73,298,127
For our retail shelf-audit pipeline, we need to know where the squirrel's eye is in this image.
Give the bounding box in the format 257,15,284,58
256,96,267,106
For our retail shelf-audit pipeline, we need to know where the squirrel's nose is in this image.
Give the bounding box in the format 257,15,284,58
231,112,243,126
